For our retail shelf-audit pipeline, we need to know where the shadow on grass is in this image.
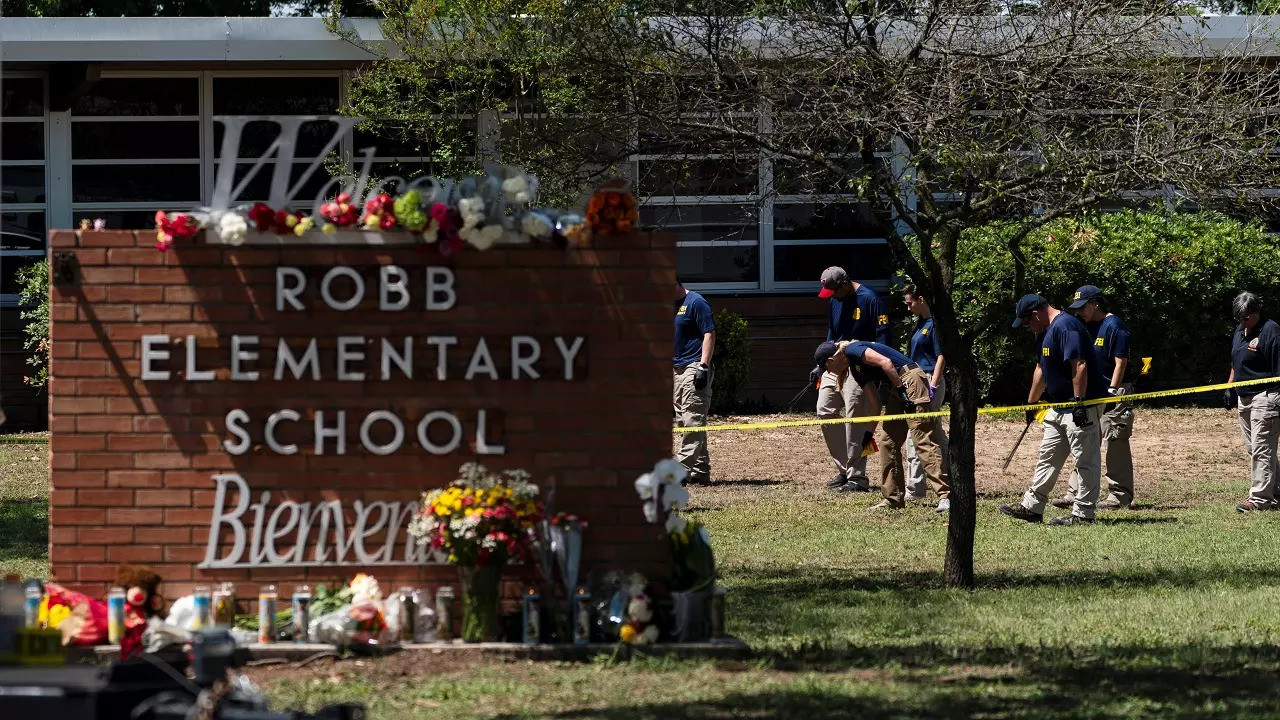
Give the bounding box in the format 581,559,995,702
1094,516,1178,525
505,646,1280,719
732,561,1280,596
0,499,48,564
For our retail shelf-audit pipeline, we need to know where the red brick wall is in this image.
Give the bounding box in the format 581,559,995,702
48,229,675,603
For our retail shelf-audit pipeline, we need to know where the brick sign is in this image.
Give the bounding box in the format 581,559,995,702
48,230,674,598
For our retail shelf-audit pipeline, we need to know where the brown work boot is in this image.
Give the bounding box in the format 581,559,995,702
999,503,1043,524
1098,496,1130,510
1049,493,1074,510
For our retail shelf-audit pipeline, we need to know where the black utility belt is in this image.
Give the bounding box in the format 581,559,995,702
894,363,921,375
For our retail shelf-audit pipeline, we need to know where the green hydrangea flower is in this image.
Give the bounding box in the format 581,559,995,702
395,190,428,232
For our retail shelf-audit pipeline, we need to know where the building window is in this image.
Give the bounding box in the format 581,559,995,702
212,75,341,207
643,203,759,285
70,76,201,225
1,75,47,307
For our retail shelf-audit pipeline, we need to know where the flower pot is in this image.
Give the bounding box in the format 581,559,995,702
458,564,502,643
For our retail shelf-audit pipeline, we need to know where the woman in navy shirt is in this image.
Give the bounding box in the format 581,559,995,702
1225,291,1280,513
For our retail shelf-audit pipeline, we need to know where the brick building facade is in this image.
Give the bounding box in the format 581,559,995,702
47,228,674,600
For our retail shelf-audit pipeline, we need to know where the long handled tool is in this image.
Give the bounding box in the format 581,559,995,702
1001,417,1034,472
783,381,815,413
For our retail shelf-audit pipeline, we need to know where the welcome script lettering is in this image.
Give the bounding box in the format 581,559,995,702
201,474,439,568
135,265,588,568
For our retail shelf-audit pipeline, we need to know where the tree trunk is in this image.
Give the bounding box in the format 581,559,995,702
943,353,979,589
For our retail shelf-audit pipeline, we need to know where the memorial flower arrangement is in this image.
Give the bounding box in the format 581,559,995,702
408,462,544,642
153,211,200,252
635,459,717,593
587,181,639,236
149,171,634,253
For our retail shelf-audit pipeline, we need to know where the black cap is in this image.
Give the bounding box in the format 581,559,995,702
813,340,839,374
1012,294,1048,328
1068,285,1103,310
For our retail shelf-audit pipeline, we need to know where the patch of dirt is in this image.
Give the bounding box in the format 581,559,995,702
679,408,1247,503
244,648,484,686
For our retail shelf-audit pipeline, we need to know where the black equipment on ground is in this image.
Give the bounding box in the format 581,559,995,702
0,630,365,720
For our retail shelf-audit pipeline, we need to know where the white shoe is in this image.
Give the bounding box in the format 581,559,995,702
936,498,951,513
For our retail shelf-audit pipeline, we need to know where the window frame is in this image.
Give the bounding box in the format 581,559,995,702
1,71,50,307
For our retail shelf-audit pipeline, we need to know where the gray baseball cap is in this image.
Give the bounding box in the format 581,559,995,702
818,267,850,298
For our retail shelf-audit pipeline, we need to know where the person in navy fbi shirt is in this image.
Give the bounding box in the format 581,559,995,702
811,337,948,510
1000,293,1109,526
812,266,892,493
902,284,951,512
674,281,717,485
1051,285,1137,511
1224,291,1280,513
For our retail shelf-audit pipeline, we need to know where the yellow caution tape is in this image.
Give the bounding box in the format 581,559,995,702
673,375,1279,434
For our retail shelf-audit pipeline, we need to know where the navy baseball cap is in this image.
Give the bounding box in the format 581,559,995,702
813,340,839,373
1012,294,1048,328
1068,285,1103,310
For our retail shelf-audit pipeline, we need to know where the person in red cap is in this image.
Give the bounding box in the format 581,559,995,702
812,266,892,492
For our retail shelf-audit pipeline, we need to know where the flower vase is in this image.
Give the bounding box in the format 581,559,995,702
551,522,584,595
459,564,502,643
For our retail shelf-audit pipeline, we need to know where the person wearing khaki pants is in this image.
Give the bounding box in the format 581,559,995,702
811,339,947,511
1000,293,1110,526
814,267,892,493
1224,291,1280,513
674,283,716,485
1055,285,1136,510
901,284,949,512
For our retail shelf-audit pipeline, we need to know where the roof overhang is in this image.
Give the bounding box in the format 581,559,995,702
0,17,390,63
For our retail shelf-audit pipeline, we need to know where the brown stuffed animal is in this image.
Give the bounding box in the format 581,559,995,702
116,564,164,618
115,564,163,659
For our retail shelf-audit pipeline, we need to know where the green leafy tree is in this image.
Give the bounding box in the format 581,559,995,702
17,260,50,390
954,210,1280,402
710,309,751,415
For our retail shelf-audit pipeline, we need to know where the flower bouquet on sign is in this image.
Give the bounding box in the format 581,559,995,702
407,463,544,642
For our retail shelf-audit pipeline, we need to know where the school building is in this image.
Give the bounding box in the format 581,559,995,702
2,16,1271,429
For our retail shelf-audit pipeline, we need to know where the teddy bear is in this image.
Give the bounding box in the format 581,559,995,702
115,564,164,659
618,573,659,645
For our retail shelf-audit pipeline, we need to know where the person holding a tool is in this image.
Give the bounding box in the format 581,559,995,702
1051,285,1136,510
902,284,949,508
813,267,892,493
1224,291,1280,513
812,337,948,511
1000,293,1108,526
674,281,716,485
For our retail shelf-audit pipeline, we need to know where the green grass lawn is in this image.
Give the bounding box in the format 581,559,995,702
8,411,1280,718
0,434,48,579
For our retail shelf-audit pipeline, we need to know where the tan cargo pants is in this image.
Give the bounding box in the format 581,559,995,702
1022,405,1103,519
906,376,947,499
1065,399,1135,505
674,364,713,482
877,367,949,506
817,370,871,481
1238,389,1280,507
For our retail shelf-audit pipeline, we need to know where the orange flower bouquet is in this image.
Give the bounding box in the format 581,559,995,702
586,179,639,236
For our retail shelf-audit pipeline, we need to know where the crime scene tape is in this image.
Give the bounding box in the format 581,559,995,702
672,375,1280,434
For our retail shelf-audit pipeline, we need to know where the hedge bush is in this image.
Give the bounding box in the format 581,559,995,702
710,308,751,414
950,211,1280,403
17,259,49,389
